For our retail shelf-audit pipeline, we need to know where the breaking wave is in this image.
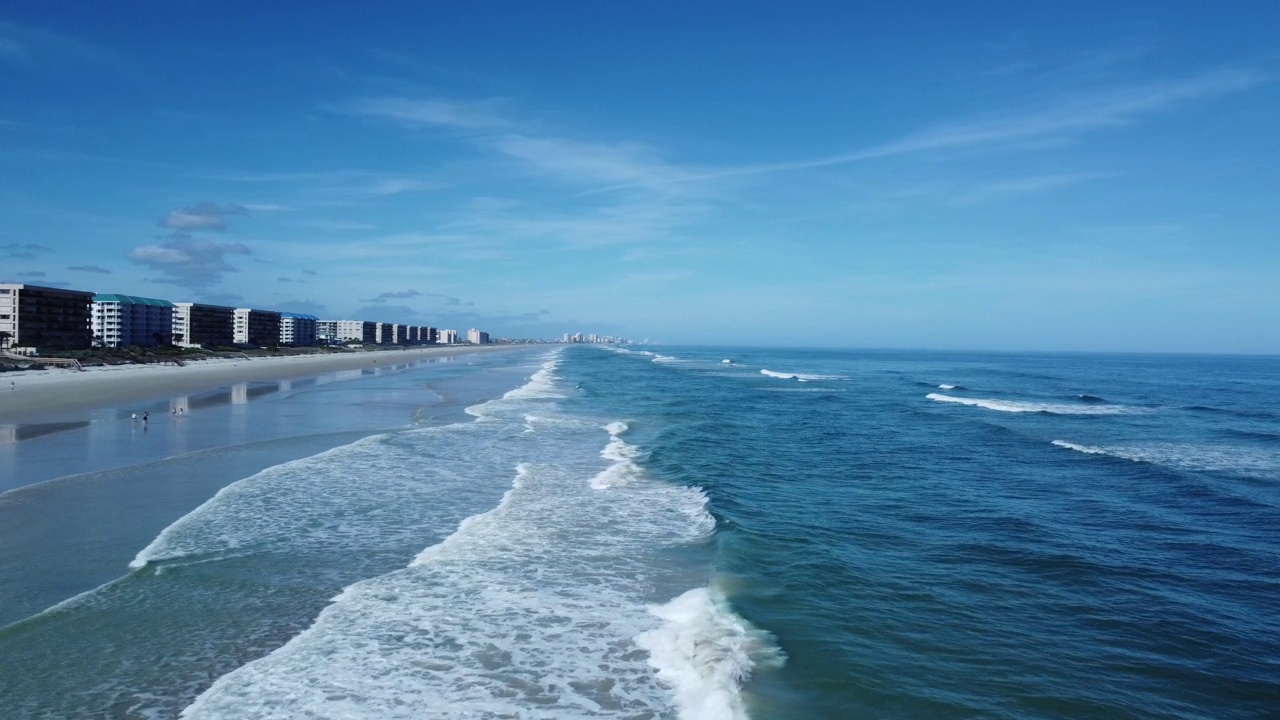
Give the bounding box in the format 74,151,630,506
927,393,1141,415
1052,440,1280,479
760,369,844,382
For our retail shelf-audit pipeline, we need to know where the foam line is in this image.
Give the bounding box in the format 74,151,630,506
760,369,844,381
927,393,1140,415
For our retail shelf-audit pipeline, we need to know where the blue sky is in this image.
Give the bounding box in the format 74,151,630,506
1,2,1277,351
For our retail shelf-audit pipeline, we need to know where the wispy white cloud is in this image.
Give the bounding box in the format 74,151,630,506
0,20,122,71
491,134,691,190
333,97,700,196
335,96,510,130
938,172,1116,206
160,202,250,231
594,68,1266,191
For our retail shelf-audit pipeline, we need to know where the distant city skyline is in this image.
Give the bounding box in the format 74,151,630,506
2,3,1277,352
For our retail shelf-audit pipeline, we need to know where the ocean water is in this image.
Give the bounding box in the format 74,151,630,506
2,347,1278,718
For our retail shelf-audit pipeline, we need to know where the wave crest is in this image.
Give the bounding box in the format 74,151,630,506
927,393,1141,415
634,586,786,720
760,369,844,382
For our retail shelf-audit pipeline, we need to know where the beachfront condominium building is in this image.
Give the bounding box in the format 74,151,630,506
439,329,458,344
413,326,436,344
374,322,393,345
316,320,338,344
467,328,489,345
0,283,95,352
233,308,283,347
172,302,235,348
279,312,318,347
422,327,438,344
91,294,175,348
328,320,376,344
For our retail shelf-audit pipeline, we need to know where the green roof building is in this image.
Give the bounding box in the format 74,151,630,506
92,294,176,348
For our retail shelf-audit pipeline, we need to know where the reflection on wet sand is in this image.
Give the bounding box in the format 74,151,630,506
0,421,92,445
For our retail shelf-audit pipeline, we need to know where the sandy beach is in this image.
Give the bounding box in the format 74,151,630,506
0,345,524,423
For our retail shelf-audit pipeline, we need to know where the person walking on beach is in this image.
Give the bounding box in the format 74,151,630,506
131,412,137,422
142,411,148,424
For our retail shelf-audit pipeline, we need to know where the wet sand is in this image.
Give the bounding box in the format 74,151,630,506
0,345,524,423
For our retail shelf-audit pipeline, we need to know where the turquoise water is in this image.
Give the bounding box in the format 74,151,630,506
1,346,1277,718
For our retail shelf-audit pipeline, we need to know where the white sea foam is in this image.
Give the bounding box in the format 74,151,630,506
652,354,683,364
926,393,1141,415
501,358,565,400
1053,440,1280,478
938,384,957,390
1051,440,1108,455
635,586,785,720
592,421,641,490
181,370,733,719
721,359,732,364
132,352,567,571
760,369,844,382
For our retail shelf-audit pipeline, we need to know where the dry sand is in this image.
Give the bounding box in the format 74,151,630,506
0,345,526,423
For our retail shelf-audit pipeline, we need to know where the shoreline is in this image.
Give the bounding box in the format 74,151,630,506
0,345,527,424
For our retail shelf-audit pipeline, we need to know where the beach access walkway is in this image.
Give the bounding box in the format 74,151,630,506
2,352,84,371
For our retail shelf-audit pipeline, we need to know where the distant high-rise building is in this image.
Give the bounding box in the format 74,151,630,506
439,329,459,344
91,294,175,348
0,283,95,352
466,328,489,345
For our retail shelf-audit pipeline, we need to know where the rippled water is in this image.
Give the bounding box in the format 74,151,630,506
575,348,1280,719
2,347,1277,719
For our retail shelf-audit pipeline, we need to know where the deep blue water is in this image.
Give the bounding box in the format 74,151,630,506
564,347,1280,719
2,346,1277,719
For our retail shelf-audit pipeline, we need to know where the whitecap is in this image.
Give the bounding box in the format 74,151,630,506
760,369,844,381
1053,440,1280,478
927,393,1141,415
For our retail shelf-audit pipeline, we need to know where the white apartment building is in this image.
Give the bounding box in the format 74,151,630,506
328,320,374,343
467,328,489,345
91,294,175,348
439,329,459,344
279,313,318,346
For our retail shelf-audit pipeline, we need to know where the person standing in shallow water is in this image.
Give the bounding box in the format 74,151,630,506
142,411,148,424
